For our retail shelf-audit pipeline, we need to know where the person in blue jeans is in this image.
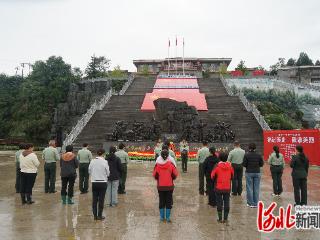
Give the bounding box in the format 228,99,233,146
242,143,264,208
105,146,122,207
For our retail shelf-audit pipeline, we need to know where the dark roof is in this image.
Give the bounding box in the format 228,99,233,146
133,57,232,66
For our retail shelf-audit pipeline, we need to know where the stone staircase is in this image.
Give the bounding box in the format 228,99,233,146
198,77,263,153
73,76,156,150
73,75,263,153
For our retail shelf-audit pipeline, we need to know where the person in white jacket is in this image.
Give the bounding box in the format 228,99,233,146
19,143,40,205
88,149,110,220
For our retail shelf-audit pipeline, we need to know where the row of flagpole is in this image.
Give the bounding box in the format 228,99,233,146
167,36,185,76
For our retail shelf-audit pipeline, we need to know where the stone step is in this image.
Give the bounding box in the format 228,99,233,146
73,76,264,152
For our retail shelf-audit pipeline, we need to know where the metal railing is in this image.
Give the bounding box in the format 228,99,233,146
220,75,234,96
220,75,271,131
62,89,112,149
119,74,134,95
238,92,271,130
62,74,135,149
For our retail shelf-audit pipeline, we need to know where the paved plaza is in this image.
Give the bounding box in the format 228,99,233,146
0,151,319,240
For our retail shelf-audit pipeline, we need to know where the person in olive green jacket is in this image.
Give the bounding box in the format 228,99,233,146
77,143,93,194
115,143,130,194
15,143,25,193
268,145,285,197
290,145,309,206
197,141,210,195
42,140,60,193
228,141,245,196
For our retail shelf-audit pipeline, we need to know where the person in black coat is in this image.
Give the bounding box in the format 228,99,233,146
290,145,309,206
203,146,219,207
105,146,122,207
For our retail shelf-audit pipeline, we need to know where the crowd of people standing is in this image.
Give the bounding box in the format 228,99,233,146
14,141,129,221
194,140,309,224
13,138,310,223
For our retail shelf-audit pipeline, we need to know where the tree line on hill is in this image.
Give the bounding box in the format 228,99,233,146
235,52,320,76
0,55,124,144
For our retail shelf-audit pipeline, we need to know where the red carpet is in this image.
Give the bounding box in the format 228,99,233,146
141,89,208,111
141,76,208,111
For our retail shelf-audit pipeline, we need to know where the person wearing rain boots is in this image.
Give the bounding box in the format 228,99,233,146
211,152,234,225
89,149,110,220
20,143,40,205
60,145,79,205
153,149,178,223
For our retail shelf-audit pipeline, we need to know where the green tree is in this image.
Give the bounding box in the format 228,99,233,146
0,74,23,138
141,65,149,75
296,52,313,66
85,55,110,79
72,67,83,79
286,58,296,66
270,58,285,75
218,63,228,75
315,60,320,66
110,65,126,78
257,65,266,71
11,56,79,143
235,60,247,75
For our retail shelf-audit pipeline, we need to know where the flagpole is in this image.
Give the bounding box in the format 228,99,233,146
183,37,185,76
175,36,178,76
168,38,170,76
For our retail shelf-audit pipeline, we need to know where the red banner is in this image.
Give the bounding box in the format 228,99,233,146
263,129,320,166
230,70,243,77
252,70,265,76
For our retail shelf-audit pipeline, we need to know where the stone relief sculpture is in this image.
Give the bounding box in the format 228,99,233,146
105,98,235,142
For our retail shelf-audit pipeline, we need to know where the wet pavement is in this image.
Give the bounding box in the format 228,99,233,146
0,151,320,240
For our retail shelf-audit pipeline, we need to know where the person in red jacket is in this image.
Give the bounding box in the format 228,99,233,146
211,152,234,224
153,149,178,222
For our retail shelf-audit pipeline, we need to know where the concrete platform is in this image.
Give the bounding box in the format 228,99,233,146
0,151,319,239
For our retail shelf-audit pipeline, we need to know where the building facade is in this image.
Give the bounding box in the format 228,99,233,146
278,66,320,86
133,57,232,74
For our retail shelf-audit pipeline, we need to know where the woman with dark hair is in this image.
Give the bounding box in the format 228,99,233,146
243,143,264,208
203,146,219,207
290,145,309,206
106,146,122,207
20,143,40,204
268,145,285,197
153,149,178,222
60,145,79,204
211,152,234,224
156,145,177,167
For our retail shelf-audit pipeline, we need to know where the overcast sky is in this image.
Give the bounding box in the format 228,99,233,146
0,0,319,75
